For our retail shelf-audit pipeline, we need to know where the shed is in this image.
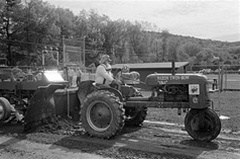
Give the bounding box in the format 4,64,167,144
112,62,189,90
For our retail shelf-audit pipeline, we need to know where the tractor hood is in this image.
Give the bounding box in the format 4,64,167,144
145,73,208,86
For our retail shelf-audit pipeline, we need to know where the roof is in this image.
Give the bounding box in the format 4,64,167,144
112,62,189,69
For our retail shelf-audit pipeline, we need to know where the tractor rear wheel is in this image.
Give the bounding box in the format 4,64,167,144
0,97,12,122
81,90,125,139
124,106,148,126
184,108,221,142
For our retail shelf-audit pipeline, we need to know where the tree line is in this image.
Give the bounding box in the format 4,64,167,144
1,0,240,68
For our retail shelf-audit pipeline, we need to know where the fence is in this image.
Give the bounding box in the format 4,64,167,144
187,64,240,73
187,64,240,91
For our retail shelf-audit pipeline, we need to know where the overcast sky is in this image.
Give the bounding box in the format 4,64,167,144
44,0,240,42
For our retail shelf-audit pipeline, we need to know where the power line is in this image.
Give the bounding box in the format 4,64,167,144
0,38,113,50
0,38,59,47
1,38,160,58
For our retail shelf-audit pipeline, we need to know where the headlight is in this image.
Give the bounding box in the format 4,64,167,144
192,96,198,103
44,70,64,82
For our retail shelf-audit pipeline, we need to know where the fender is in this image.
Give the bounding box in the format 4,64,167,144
77,80,96,104
99,87,123,102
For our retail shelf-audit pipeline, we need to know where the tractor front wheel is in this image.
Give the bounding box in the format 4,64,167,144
0,97,12,122
184,108,221,142
81,90,125,139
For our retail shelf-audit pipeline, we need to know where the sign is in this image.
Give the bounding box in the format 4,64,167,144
189,84,200,95
157,75,189,81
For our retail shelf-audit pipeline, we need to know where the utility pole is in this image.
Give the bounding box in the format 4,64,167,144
62,36,66,67
42,46,48,67
82,36,85,67
56,47,59,67
25,0,31,63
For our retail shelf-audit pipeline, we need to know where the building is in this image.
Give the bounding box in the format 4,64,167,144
112,62,189,90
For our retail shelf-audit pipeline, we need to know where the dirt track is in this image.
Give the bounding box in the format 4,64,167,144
0,120,240,159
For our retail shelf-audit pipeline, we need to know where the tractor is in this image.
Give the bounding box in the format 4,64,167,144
0,65,221,142
0,68,68,128
78,71,221,142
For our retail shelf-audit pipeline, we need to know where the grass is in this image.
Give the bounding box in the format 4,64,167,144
210,91,240,132
143,73,240,133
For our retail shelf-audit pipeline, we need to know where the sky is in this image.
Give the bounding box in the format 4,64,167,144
44,0,240,42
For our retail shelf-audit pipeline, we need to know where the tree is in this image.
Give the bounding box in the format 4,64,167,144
1,0,23,65
73,10,110,66
180,42,201,57
167,37,180,62
103,19,130,63
0,0,62,66
0,0,238,67
228,46,240,63
177,49,190,62
160,30,169,62
127,22,144,62
74,10,88,38
55,7,75,38
195,48,215,65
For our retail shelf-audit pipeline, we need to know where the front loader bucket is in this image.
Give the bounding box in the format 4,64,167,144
24,84,66,132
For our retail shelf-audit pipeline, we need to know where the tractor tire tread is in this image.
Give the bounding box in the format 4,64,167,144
81,90,125,139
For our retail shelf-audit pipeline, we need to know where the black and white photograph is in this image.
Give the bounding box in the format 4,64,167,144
0,0,239,158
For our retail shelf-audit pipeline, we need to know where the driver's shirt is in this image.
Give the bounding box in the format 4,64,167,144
95,64,114,85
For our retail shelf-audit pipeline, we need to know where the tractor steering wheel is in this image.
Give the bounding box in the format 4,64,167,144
110,79,122,90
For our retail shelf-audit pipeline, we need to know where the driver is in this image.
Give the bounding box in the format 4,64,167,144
95,54,119,87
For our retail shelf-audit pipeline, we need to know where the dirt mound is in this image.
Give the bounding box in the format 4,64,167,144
31,116,85,136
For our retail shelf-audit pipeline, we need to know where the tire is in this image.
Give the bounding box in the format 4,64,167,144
0,97,12,122
184,108,221,142
125,106,148,127
81,90,125,138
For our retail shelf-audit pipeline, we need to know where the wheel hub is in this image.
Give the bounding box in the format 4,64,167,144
87,101,113,132
191,114,213,132
0,104,4,120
